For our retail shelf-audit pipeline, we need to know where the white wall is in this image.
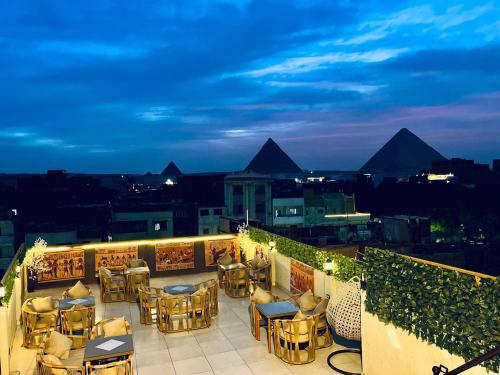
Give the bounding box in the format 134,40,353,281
361,293,491,375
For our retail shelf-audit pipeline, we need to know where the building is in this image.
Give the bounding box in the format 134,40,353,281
0,212,16,271
382,215,431,243
25,228,78,246
198,206,226,235
272,197,305,227
224,171,273,225
111,204,174,241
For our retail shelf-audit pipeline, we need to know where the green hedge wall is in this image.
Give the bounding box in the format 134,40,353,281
248,227,362,282
364,247,499,372
1,260,18,305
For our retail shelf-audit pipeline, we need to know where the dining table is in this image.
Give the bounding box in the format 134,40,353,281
255,300,300,353
83,334,134,366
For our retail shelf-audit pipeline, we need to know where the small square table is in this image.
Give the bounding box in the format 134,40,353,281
164,284,197,295
58,296,95,310
217,263,246,288
84,334,134,366
256,301,300,352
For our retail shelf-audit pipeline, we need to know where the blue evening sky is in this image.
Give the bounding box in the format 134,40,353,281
1,0,499,173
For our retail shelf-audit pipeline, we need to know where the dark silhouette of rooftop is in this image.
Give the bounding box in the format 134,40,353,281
245,138,302,174
360,128,447,176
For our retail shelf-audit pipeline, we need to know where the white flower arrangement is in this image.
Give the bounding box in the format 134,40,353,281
24,238,49,279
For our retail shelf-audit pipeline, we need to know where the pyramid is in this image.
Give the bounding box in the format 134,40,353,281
360,128,446,176
245,138,302,174
161,161,182,176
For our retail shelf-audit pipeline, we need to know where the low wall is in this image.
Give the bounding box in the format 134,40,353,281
0,274,21,375
361,293,490,375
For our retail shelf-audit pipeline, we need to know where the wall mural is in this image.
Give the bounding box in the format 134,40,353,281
290,258,314,294
95,245,138,271
204,238,240,266
38,250,85,283
155,243,195,271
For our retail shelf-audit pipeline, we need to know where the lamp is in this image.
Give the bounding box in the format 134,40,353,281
269,240,276,249
0,284,5,306
16,264,21,277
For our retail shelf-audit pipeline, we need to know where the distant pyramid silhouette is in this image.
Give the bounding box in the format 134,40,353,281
360,128,446,175
245,138,302,174
161,161,182,176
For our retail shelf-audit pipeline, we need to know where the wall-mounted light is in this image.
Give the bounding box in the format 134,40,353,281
16,264,21,277
269,240,276,249
0,284,5,305
324,262,333,271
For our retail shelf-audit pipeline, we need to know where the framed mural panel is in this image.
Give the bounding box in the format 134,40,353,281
204,238,240,267
38,249,85,283
290,258,314,294
155,242,195,271
95,245,138,271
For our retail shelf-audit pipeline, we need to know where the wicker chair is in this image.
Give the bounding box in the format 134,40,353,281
62,284,93,299
156,294,189,333
125,269,150,302
189,290,211,330
22,298,58,348
138,285,163,324
37,333,84,375
86,358,132,375
225,267,250,298
194,279,218,316
273,315,316,364
99,268,126,303
127,258,148,268
247,261,272,290
91,317,132,339
60,305,95,348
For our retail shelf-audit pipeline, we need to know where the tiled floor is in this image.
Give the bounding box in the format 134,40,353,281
10,272,362,375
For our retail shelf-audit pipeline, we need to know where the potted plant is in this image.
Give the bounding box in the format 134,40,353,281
23,238,49,292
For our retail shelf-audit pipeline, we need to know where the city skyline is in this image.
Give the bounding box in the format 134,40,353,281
1,0,500,173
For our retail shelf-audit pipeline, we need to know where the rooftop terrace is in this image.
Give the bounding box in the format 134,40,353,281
10,272,360,375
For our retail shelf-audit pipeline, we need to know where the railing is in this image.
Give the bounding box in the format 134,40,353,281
432,346,500,375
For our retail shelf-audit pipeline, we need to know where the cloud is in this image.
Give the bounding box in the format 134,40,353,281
37,40,148,59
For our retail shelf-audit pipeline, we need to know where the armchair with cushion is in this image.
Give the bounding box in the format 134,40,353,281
22,297,59,348
138,285,163,324
194,279,218,317
225,267,250,298
156,294,189,333
216,252,235,287
247,258,271,290
91,316,132,339
189,288,211,330
98,268,126,303
37,332,84,375
273,312,316,365
248,285,279,341
60,304,95,348
125,269,150,302
62,281,93,299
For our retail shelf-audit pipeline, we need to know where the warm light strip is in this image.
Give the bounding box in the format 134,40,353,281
43,234,236,252
324,213,371,218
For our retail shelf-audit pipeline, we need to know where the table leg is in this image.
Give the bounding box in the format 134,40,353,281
255,309,260,341
267,318,272,353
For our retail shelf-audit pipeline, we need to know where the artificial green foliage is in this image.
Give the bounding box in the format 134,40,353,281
249,227,362,282
1,260,19,305
364,247,499,372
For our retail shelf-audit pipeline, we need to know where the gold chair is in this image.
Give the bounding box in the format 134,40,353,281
194,279,218,316
189,289,211,330
273,314,316,364
138,285,163,324
127,258,148,268
37,333,84,375
62,283,93,299
225,267,250,298
22,298,58,348
248,285,279,340
156,294,189,333
313,309,333,349
86,358,132,375
99,268,126,303
91,317,132,339
60,305,95,348
125,269,150,302
247,261,271,290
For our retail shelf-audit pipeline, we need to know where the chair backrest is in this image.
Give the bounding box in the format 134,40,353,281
157,294,187,314
228,267,249,282
92,317,131,338
138,285,161,304
128,259,147,268
60,305,95,330
86,358,131,375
